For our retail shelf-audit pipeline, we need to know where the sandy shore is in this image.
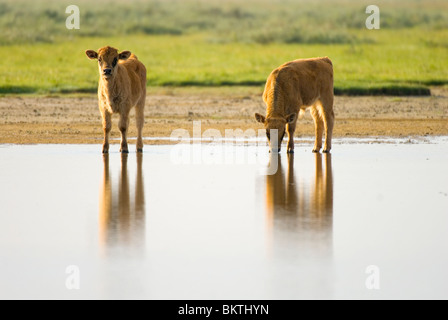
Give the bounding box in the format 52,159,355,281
0,87,447,144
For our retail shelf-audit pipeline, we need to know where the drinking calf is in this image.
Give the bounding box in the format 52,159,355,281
255,57,334,153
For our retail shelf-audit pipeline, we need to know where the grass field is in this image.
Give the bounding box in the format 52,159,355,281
1,0,447,95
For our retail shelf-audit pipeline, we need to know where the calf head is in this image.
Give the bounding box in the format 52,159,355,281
85,46,132,80
255,113,296,152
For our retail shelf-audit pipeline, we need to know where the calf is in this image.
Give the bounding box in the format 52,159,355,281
86,46,146,153
255,57,334,153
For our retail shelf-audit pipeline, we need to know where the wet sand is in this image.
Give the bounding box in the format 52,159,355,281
0,87,447,144
0,139,447,299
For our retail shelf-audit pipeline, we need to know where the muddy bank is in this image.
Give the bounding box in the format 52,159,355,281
0,87,447,144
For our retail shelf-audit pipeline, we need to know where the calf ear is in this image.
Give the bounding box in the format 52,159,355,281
85,50,98,60
118,51,132,60
285,113,296,124
255,113,266,124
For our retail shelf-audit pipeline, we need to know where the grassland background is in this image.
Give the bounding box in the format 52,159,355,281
0,0,447,95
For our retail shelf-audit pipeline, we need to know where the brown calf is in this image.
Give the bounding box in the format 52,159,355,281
86,46,146,153
255,57,334,153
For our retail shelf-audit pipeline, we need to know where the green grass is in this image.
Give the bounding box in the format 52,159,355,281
1,30,447,95
2,0,448,45
1,0,448,95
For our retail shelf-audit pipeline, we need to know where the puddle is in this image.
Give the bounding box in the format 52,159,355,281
0,138,447,299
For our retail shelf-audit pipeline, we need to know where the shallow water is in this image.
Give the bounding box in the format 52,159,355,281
1,138,447,299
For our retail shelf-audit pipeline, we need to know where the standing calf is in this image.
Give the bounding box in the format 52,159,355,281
255,57,334,153
86,46,146,153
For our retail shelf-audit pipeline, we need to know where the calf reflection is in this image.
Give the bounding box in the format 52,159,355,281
266,153,333,255
99,154,145,252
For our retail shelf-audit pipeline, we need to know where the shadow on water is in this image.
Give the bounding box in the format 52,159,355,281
99,153,146,255
265,153,333,258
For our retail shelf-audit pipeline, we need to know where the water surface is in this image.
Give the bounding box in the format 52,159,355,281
0,138,447,299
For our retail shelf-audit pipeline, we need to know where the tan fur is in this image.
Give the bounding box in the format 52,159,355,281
86,46,146,153
255,57,334,153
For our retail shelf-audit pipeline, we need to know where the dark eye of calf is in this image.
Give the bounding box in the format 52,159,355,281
112,58,118,67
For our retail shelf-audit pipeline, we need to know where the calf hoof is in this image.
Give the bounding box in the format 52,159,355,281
102,150,109,154
137,148,143,153
312,149,320,153
120,149,129,154
322,149,331,153
287,148,294,154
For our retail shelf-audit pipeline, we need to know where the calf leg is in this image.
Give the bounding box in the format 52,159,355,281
320,95,335,153
135,99,145,153
119,111,130,153
310,107,324,153
101,111,112,154
286,119,297,154
322,109,334,153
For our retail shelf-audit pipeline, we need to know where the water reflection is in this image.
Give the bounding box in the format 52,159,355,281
265,153,333,256
99,154,145,253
